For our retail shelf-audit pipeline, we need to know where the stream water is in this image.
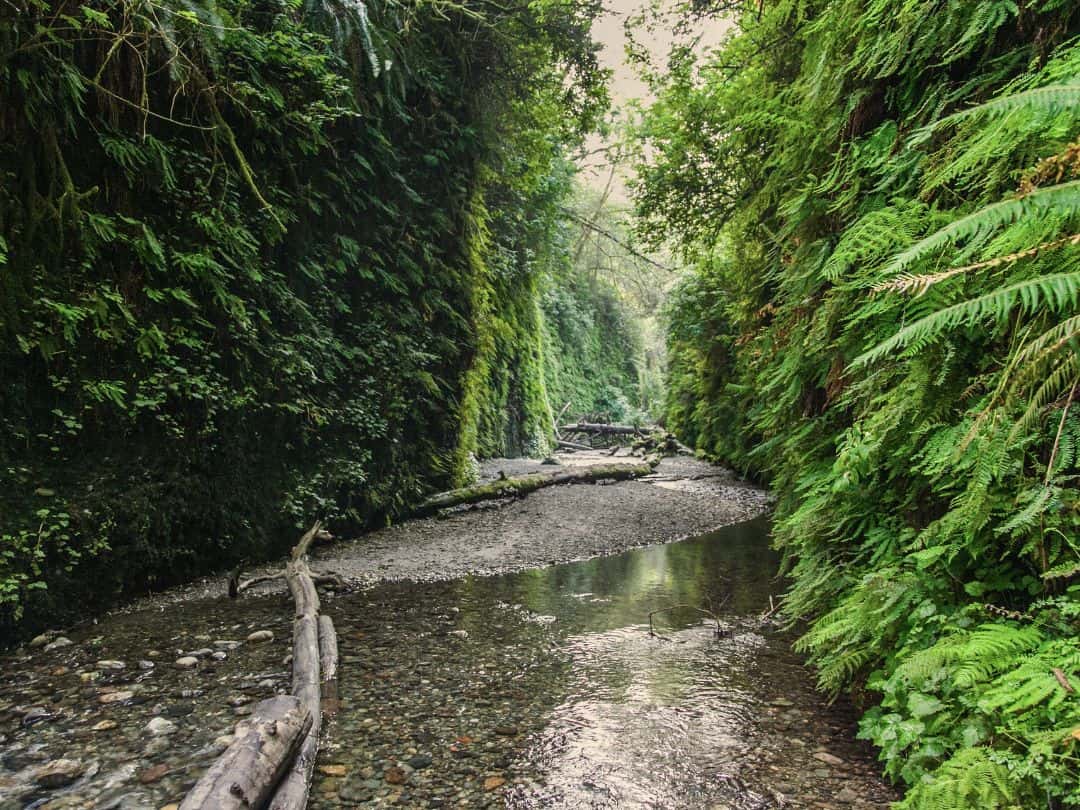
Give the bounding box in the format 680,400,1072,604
0,507,897,809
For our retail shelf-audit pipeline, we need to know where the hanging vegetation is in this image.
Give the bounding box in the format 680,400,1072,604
636,1,1080,806
0,0,608,637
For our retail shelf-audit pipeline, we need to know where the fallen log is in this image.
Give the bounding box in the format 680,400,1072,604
319,614,340,716
556,439,592,451
178,696,311,810
185,523,338,810
268,525,324,809
559,422,646,435
418,458,660,516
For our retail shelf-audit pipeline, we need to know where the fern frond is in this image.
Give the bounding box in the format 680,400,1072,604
937,84,1080,127
882,181,1080,277
875,233,1080,295
896,747,1022,810
855,272,1080,366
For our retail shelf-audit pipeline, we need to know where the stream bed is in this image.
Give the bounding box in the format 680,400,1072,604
0,457,897,809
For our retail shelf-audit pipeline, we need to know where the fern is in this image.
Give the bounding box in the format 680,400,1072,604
896,747,1023,810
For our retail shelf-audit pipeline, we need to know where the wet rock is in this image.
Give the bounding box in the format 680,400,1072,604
319,764,348,777
137,763,170,784
98,690,134,704
97,660,125,670
483,776,505,791
836,786,859,803
29,633,51,648
211,651,227,661
34,758,83,788
138,660,155,670
493,725,517,736
145,717,178,735
188,648,213,658
214,640,240,650
92,720,118,731
408,754,433,770
247,630,273,643
21,706,52,726
449,630,468,639
385,766,407,785
813,751,844,766
163,702,194,717
174,656,198,669
227,695,251,707
44,637,73,652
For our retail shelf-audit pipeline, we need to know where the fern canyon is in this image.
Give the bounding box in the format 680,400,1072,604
0,0,1078,808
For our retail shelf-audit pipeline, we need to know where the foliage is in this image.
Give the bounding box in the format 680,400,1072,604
634,0,1080,805
0,0,607,636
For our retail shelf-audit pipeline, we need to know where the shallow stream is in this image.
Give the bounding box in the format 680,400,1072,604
0,463,897,809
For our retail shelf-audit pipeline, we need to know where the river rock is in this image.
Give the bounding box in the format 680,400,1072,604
214,640,240,650
247,630,273,642
137,763,170,784
98,691,133,704
29,633,51,648
187,648,213,658
384,766,407,785
21,706,51,726
813,751,844,766
44,637,73,652
137,660,155,670
174,656,198,669
211,651,227,661
408,754,433,770
34,758,83,788
93,720,118,731
96,660,125,670
145,717,178,735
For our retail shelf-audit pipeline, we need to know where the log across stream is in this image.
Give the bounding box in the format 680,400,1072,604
0,455,896,809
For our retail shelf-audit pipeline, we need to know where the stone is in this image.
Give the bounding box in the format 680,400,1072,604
29,633,51,648
98,691,134,704
138,661,155,670
34,759,83,788
449,630,468,639
211,652,227,661
44,637,73,652
214,640,240,650
174,656,198,669
493,725,517,736
407,754,433,770
21,706,51,726
835,786,859,803
247,630,274,642
146,717,178,736
138,763,170,784
163,702,194,717
483,776,505,791
227,695,251,707
319,764,348,777
188,648,213,658
384,766,407,785
96,660,125,670
92,720,118,731
813,751,844,767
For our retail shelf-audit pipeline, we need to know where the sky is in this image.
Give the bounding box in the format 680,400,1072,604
579,0,731,202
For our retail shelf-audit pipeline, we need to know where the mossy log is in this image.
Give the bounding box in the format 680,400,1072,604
418,458,660,516
178,695,312,810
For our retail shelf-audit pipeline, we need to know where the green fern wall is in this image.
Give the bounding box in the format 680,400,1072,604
637,1,1080,806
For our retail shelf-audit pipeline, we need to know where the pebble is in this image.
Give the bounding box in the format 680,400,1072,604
22,706,51,725
408,754,433,769
92,720,118,731
211,651,227,661
145,717,178,735
385,766,407,785
247,630,274,643
44,637,73,652
34,758,83,788
138,763,170,784
813,751,845,766
138,660,155,670
98,691,134,704
29,633,51,648
319,764,348,777
449,630,468,638
483,776,506,791
97,660,125,670
174,656,198,669
214,640,241,650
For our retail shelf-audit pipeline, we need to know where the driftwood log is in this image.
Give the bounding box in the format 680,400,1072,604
556,439,593,451
417,457,660,516
178,696,312,810
558,422,647,436
184,523,338,810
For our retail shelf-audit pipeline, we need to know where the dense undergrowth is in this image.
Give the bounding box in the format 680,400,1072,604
636,1,1080,806
0,0,639,638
